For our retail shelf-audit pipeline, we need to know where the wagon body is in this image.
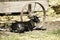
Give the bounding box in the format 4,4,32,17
0,0,49,13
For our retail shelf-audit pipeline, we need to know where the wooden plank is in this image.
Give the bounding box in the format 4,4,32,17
0,0,49,13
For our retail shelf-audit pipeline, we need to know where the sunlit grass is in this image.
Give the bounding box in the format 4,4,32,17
51,29,60,35
0,30,60,40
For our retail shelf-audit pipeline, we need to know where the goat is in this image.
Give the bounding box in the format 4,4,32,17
10,15,40,33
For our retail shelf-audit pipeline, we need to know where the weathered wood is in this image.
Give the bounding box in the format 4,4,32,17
0,0,49,13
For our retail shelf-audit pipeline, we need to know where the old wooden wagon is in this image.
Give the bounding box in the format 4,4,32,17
0,0,49,32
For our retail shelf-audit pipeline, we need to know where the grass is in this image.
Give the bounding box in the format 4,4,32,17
0,7,60,40
0,30,60,40
51,29,60,35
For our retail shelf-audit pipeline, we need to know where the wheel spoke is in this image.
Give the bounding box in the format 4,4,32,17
34,3,36,11
21,2,46,27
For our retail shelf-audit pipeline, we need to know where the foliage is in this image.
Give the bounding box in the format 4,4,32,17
49,0,60,6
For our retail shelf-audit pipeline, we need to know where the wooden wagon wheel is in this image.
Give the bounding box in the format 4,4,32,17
21,2,46,28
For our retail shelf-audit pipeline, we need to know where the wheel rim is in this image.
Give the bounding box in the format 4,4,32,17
21,2,46,27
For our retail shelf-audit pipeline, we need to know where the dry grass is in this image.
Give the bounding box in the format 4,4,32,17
0,21,60,40
0,30,60,40
0,8,60,40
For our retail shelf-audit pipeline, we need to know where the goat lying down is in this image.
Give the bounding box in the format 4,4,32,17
10,15,45,33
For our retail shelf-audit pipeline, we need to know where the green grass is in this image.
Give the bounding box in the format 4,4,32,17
51,29,60,35
0,30,60,40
